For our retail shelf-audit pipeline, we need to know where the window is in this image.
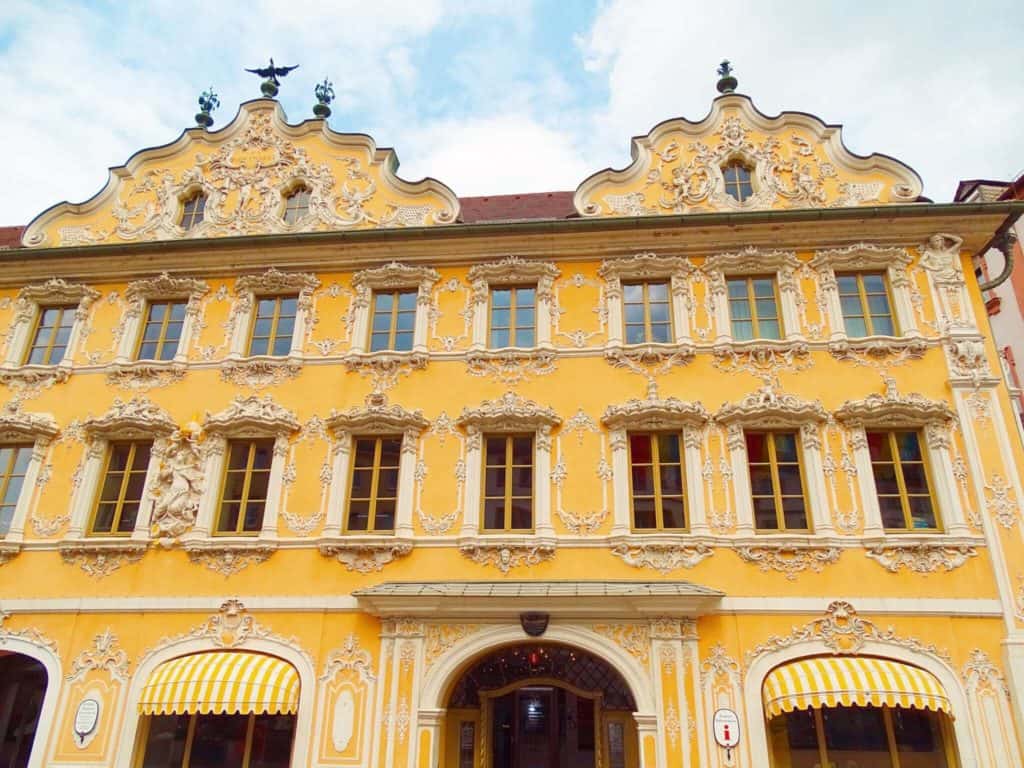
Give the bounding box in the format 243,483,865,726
369,290,416,352
837,273,895,337
628,433,686,530
722,161,754,202
489,287,536,348
727,277,781,340
623,283,671,344
180,192,206,230
283,186,311,224
769,706,952,768
140,713,295,768
24,305,75,365
746,432,809,531
867,430,938,531
90,441,151,536
217,439,274,535
137,301,187,361
482,435,533,531
248,296,297,357
0,445,32,537
346,436,401,532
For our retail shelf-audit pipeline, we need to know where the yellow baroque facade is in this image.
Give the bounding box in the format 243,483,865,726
0,89,1023,768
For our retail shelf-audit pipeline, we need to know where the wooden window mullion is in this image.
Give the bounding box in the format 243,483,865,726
767,435,784,529
181,713,197,768
241,713,256,768
651,436,664,529
368,438,382,530
504,436,513,529
236,442,257,535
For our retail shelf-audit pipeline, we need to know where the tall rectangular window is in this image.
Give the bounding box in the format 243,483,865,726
137,300,187,361
24,305,76,365
727,277,781,340
482,435,533,531
745,432,809,531
370,291,416,352
867,430,938,530
0,445,32,537
623,283,671,344
837,273,895,337
248,296,297,356
91,442,151,535
217,439,274,535
346,436,401,532
489,287,536,348
628,433,686,530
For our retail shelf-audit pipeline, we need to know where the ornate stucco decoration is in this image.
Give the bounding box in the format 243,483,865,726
423,624,480,671
320,540,413,573
236,267,320,305
715,384,827,428
203,395,300,438
66,628,130,682
125,272,209,310
58,539,148,578
834,377,955,428
735,544,841,580
352,261,440,301
457,391,561,434
602,392,709,432
220,359,303,388
828,335,929,362
743,600,949,668
182,540,276,576
809,243,913,274
610,540,713,574
467,256,561,306
150,431,205,543
458,541,556,573
321,633,376,683
711,342,812,382
575,95,922,217
598,252,692,295
11,278,100,322
961,649,1010,697
864,541,979,574
705,246,802,293
23,100,460,247
326,394,430,437
593,623,651,664
81,397,177,440
106,365,187,391
0,401,58,442
945,335,994,386
0,610,59,653
465,350,558,385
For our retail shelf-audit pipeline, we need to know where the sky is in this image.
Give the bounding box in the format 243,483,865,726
0,0,1022,226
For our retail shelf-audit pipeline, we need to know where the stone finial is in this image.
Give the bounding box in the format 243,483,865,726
716,60,738,94
313,78,335,118
194,87,219,129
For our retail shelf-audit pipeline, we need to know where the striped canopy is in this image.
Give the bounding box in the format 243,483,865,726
139,651,299,716
763,656,951,719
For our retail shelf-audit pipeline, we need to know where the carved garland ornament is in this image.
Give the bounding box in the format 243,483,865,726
610,541,713,574
458,542,555,573
237,268,320,309
593,623,651,664
183,541,276,576
11,278,100,330
326,394,430,437
320,541,413,573
704,246,801,295
66,628,130,681
715,384,827,428
735,545,841,580
59,540,147,578
864,542,979,574
203,394,300,437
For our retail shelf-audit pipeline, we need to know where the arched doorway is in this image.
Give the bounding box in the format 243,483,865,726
0,653,48,768
443,643,639,768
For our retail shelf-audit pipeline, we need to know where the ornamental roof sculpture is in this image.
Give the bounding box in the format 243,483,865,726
574,93,923,217
23,99,460,248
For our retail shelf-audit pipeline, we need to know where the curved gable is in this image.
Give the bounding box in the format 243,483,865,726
574,94,923,218
23,100,460,248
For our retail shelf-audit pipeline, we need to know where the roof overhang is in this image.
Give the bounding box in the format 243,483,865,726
352,580,724,619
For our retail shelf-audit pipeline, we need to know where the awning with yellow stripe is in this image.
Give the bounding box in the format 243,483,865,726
763,656,951,719
138,651,299,716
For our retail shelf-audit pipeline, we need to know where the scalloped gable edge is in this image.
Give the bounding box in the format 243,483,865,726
572,93,925,215
21,99,461,248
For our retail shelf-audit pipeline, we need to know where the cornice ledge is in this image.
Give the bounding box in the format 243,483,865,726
809,242,913,270
715,384,827,428
602,393,709,432
58,538,148,578
319,537,413,573
609,535,714,574
457,391,561,432
734,543,842,581
0,401,58,441
82,396,177,439
862,535,984,574
457,537,557,574
327,393,429,435
834,378,955,427
203,395,299,438
182,539,278,577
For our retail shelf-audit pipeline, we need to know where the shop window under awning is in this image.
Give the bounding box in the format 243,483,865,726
763,656,951,719
138,651,299,716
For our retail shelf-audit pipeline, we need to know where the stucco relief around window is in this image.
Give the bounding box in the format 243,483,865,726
599,253,695,353
0,402,58,564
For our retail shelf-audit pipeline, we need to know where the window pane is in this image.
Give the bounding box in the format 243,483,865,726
246,471,270,501
380,438,401,467
649,302,669,323
397,291,417,311
374,293,393,311
218,502,241,532
909,496,937,529
661,497,685,529
512,437,532,465
647,283,668,301
394,332,414,351
514,328,535,347
840,295,865,316
623,284,643,302
373,499,396,531
629,434,652,464
754,497,778,529
139,342,159,360
249,337,269,356
369,333,390,352
490,329,510,348
516,287,536,306
862,274,886,293
867,432,891,461
350,469,374,499
491,308,511,328
93,503,116,534
872,463,899,495
492,289,512,308
782,497,808,530
347,500,370,531
872,316,895,336
141,714,190,768
228,442,252,469
271,336,291,356
749,465,773,496
821,706,889,754
845,317,869,338
782,709,820,761
189,714,248,768
511,467,532,496
879,496,907,529
510,500,532,529
117,503,140,532
242,501,265,531
353,439,376,467
745,432,768,462
625,325,646,344
378,468,399,497
755,298,777,318
727,280,748,298
395,311,415,331
631,466,654,495
760,319,781,339
777,465,803,496
837,275,859,293
730,300,752,320
659,465,683,495
485,467,506,496
896,432,922,461
248,714,297,768
773,433,798,461
892,709,946,765
632,497,656,529
483,499,505,530
170,302,187,321
731,320,754,341
485,437,507,466
650,323,671,343
623,304,645,325
372,312,392,332
867,293,891,315
901,463,929,494
657,434,680,463
752,278,774,297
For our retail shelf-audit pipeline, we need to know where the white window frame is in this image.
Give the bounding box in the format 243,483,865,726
602,396,710,537
324,398,429,540
598,253,693,348
115,272,209,365
228,268,320,360
189,395,299,540
809,244,917,343
456,392,561,541
3,279,99,370
67,398,176,541
467,256,560,350
349,262,439,355
705,247,803,345
0,405,58,548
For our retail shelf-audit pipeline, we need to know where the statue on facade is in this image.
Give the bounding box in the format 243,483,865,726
150,431,204,542
919,233,965,284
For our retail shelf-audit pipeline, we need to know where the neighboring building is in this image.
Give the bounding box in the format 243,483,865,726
1,70,1023,768
957,175,1024,430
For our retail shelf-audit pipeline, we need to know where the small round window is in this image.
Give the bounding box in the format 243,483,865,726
722,161,754,203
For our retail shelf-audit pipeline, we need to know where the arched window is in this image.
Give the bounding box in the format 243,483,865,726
283,186,311,224
180,192,207,230
722,161,754,203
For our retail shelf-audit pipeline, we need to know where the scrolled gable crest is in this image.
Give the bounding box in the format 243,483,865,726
834,378,954,428
203,395,299,438
597,253,692,284
0,401,58,442
82,397,177,439
602,394,709,432
457,392,561,433
126,272,209,304
715,385,827,428
236,267,319,297
327,396,429,436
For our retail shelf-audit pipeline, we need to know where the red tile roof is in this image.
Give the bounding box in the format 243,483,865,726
0,226,24,249
458,192,576,223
